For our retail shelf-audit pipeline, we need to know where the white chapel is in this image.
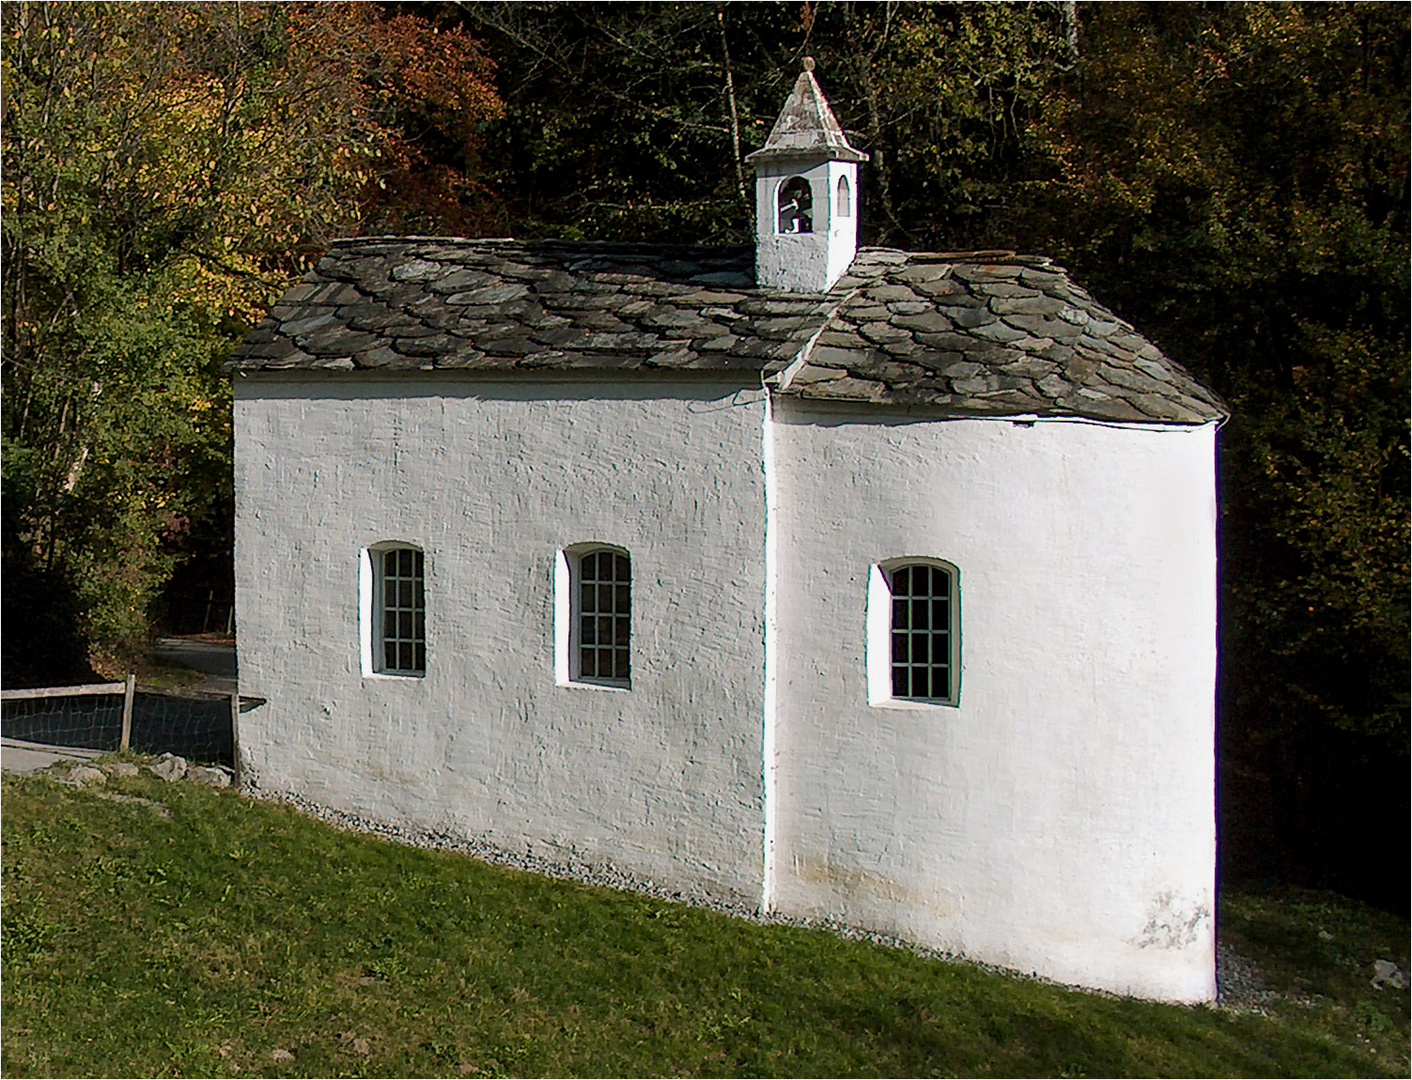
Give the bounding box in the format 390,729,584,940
230,63,1226,1001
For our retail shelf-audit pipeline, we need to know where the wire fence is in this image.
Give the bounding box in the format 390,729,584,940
2,680,242,768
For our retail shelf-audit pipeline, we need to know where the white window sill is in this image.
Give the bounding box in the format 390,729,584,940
869,697,958,711
558,679,631,693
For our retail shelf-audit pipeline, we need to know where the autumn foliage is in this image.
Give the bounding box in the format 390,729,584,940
1,1,501,674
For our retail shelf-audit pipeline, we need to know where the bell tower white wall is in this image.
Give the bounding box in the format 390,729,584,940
754,158,860,293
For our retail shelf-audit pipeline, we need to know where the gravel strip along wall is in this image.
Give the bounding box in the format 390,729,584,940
256,785,1265,1011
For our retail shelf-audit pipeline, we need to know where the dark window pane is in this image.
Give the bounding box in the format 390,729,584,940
598,616,614,644
615,554,630,582
598,648,613,676
615,617,630,647
892,632,909,662
385,580,397,608
398,549,412,576
615,584,630,614
581,582,596,613
598,584,614,612
580,615,596,646
414,579,425,607
893,566,911,593
892,666,908,697
581,552,598,580
613,649,629,681
414,610,425,639
413,551,424,576
933,598,949,630
580,647,597,678
399,581,413,607
912,633,929,664
934,668,949,700
414,644,426,672
893,598,909,630
912,599,930,629
912,667,930,699
935,567,949,598
399,612,413,639
385,641,397,669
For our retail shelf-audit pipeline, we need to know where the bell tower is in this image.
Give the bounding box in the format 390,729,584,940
745,58,868,293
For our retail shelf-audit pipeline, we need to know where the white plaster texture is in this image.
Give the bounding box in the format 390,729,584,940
233,374,770,902
766,400,1219,1002
233,371,1219,1002
754,159,859,293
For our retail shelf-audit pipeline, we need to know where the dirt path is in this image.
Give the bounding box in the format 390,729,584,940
150,636,237,694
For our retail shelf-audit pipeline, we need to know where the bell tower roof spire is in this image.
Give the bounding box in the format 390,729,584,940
745,58,868,165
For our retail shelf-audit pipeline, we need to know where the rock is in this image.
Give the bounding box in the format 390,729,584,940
188,765,233,788
1317,928,1334,941
66,766,106,787
103,762,140,778
339,1032,372,1056
149,753,188,781
271,1048,295,1063
1371,959,1408,990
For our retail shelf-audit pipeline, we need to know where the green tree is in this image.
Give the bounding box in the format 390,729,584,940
456,1,1071,247
1,1,499,675
1009,2,1409,905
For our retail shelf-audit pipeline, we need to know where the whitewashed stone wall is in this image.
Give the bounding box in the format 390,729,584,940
234,372,1218,1001
767,398,1218,1002
233,374,770,902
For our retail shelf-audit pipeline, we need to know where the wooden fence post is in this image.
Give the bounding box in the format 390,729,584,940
230,693,242,787
120,674,136,752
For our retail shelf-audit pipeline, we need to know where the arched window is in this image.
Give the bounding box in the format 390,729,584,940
777,176,813,234
364,543,426,676
556,544,632,688
867,558,960,705
836,174,852,218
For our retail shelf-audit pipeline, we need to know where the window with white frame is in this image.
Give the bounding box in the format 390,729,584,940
867,558,959,705
555,545,631,687
365,544,425,676
836,174,852,218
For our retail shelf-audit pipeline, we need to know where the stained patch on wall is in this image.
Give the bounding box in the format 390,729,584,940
791,853,961,919
1134,890,1210,950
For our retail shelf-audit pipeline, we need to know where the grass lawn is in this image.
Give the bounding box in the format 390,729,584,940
2,763,1407,1078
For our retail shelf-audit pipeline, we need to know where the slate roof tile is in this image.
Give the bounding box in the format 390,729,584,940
230,238,1227,424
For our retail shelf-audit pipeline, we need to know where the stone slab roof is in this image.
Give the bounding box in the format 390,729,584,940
230,237,1228,425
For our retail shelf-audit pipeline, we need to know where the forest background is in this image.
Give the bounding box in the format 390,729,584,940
3,1,1407,912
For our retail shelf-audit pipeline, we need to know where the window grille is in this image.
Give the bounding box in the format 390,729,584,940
576,549,631,685
888,563,956,703
378,546,425,675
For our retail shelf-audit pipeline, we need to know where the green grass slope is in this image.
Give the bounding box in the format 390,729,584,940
3,765,1406,1078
